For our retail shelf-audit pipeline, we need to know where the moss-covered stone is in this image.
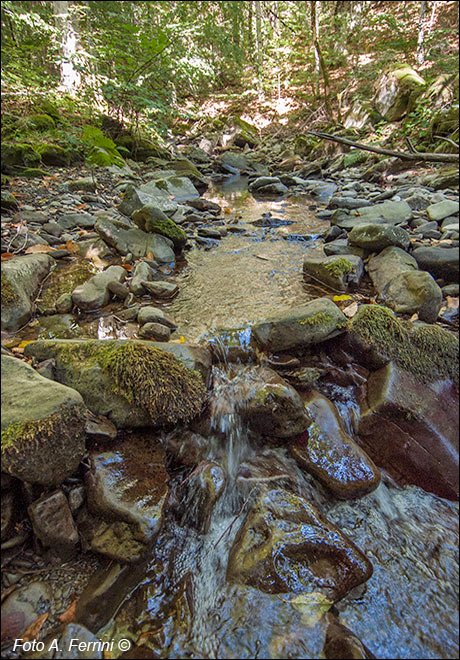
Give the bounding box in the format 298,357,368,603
35,143,70,166
25,340,207,428
343,150,369,169
298,311,336,327
1,142,41,172
1,273,21,306
1,189,18,211
294,135,320,157
324,257,354,277
348,304,459,384
35,99,61,122
131,205,186,249
38,261,94,312
25,114,56,132
1,174,11,186
21,168,49,178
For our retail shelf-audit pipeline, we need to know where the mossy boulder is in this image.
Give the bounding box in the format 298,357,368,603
373,63,426,122
342,149,369,169
419,167,459,190
303,255,364,291
294,135,320,157
167,158,208,189
1,355,87,486
1,142,41,173
115,135,171,161
34,99,61,121
347,304,459,384
35,143,70,166
131,204,187,249
431,104,459,137
24,339,208,429
21,168,49,178
25,114,56,132
228,115,259,148
1,190,18,210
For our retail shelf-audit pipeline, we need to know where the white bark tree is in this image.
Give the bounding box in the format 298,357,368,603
53,0,81,91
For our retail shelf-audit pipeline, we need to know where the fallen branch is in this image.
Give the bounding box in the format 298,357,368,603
306,130,459,163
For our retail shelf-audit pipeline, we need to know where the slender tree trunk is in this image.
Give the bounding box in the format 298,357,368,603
255,0,263,97
416,0,427,65
53,0,81,91
311,1,331,118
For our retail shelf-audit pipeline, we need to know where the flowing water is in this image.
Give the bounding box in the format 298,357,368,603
10,177,459,658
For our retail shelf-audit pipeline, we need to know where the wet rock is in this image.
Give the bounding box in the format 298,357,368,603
323,239,364,258
137,305,177,329
85,411,118,440
227,488,373,600
1,581,52,641
118,183,178,217
359,362,459,500
1,355,87,486
368,247,442,322
72,265,126,311
28,489,79,558
36,624,104,658
86,519,147,563
86,434,169,542
55,292,73,313
68,485,86,513
164,430,209,467
94,216,175,262
149,341,212,385
303,255,363,292
24,339,207,428
324,614,376,659
290,392,380,499
139,322,171,341
205,326,256,364
252,298,347,352
131,204,187,249
197,226,223,239
186,198,221,213
412,246,459,281
1,490,16,541
242,367,310,438
217,151,249,171
332,201,413,230
130,261,155,296
141,280,179,298
426,200,459,222
1,253,54,332
348,223,411,251
172,460,226,534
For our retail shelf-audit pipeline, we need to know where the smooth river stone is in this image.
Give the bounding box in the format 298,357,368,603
290,391,380,499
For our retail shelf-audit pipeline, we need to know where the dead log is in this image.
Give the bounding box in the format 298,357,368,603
306,130,459,163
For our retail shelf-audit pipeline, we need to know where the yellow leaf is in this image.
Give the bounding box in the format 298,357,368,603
25,244,56,254
17,340,34,350
333,294,352,302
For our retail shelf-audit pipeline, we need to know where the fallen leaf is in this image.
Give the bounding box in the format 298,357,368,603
65,240,80,254
1,253,15,261
57,600,76,624
342,301,359,318
224,207,232,214
121,263,133,271
333,294,352,302
75,204,87,210
22,612,48,642
17,340,34,350
146,252,154,261
254,254,271,261
25,244,56,254
446,296,459,309
410,313,419,322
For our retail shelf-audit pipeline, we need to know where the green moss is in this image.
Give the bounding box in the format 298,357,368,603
298,312,335,326
350,305,459,384
26,114,56,132
1,174,11,186
155,179,168,191
1,142,41,172
1,273,21,306
38,261,93,310
21,168,49,178
35,143,70,166
324,258,354,277
343,150,368,169
55,341,207,425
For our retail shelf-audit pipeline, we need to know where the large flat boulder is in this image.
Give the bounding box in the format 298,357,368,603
348,223,411,251
412,246,459,281
1,254,54,332
252,299,347,352
303,254,364,291
359,362,459,500
1,355,87,486
118,184,178,217
24,339,208,429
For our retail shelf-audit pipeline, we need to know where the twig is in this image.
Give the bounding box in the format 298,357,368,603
434,135,459,150
213,487,257,549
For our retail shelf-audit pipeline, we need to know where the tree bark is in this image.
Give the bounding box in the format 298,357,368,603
307,130,459,163
311,1,331,117
53,0,81,91
416,1,427,65
255,0,263,97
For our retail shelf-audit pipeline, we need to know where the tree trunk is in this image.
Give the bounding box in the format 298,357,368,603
255,0,263,98
53,0,81,91
416,1,427,65
311,1,331,117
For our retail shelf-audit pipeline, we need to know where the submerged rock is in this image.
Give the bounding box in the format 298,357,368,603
24,339,207,428
252,298,347,352
359,362,459,500
1,355,87,486
290,391,380,499
227,488,373,600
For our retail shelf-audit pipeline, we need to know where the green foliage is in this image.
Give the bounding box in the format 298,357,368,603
82,125,125,168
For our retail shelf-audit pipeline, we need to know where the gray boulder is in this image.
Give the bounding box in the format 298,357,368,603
118,183,178,217
1,254,54,332
303,254,364,291
130,261,155,296
249,176,289,196
252,298,347,352
412,246,459,281
72,265,126,311
348,223,411,251
426,200,459,222
95,216,175,262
